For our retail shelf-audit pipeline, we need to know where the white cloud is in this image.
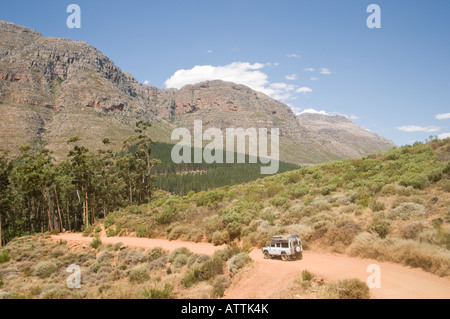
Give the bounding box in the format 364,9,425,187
436,113,450,120
310,77,319,81
207,50,213,54
304,68,315,72
165,62,268,90
287,53,301,59
438,132,450,139
320,68,331,75
285,74,298,81
298,108,329,115
349,115,359,120
265,62,279,68
165,62,305,101
144,80,149,85
397,125,441,133
296,87,313,94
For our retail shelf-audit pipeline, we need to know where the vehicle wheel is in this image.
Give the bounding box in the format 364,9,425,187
296,252,303,260
264,251,270,259
281,253,288,261
294,245,302,253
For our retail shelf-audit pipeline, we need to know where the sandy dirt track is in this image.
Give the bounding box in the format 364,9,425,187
52,233,450,299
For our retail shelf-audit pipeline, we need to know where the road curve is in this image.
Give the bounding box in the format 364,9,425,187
52,233,450,299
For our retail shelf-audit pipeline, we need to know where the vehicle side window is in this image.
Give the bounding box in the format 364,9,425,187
281,243,289,248
276,243,281,248
271,243,276,248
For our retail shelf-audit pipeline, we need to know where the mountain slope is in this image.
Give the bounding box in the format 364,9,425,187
297,113,397,159
0,20,395,164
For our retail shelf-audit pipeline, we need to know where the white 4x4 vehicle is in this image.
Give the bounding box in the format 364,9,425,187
263,235,303,261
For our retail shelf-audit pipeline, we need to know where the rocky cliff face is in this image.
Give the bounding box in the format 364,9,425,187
0,20,395,164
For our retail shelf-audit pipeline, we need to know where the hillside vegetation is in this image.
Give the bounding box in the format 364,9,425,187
150,142,300,195
85,139,450,276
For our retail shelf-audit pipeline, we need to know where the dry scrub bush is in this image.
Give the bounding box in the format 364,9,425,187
212,230,230,246
148,248,167,262
387,203,426,220
337,279,370,299
349,232,450,277
168,226,189,240
118,248,147,265
32,260,59,278
129,266,150,283
399,221,425,240
325,223,362,248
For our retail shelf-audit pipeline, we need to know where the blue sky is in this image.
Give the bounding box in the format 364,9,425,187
1,0,449,146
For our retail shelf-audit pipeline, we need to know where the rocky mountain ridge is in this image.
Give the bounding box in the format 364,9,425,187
0,20,396,165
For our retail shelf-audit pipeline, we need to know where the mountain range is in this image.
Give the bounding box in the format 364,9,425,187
0,20,396,165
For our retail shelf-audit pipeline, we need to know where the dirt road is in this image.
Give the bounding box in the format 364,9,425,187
52,233,450,299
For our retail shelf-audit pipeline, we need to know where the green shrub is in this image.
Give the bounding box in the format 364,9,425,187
227,252,252,275
172,254,188,268
91,234,102,249
427,168,443,183
269,196,288,208
118,248,147,265
302,269,314,281
168,226,189,240
113,242,124,251
104,215,115,228
129,266,150,283
33,260,58,278
142,283,175,299
213,248,232,262
212,231,230,246
399,173,429,190
341,204,359,214
187,254,210,268
438,179,450,192
168,247,191,263
148,247,167,262
156,206,179,224
0,274,3,288
0,251,11,264
369,200,385,212
148,257,169,271
182,256,224,287
337,279,370,299
320,184,337,196
106,226,119,237
136,225,148,238
369,219,391,238
211,275,231,298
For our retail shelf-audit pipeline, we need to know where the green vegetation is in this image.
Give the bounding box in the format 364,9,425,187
337,279,370,299
0,121,160,245
89,139,450,277
150,142,300,196
302,269,314,281
0,251,10,263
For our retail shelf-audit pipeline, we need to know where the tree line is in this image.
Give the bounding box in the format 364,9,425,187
0,121,160,246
